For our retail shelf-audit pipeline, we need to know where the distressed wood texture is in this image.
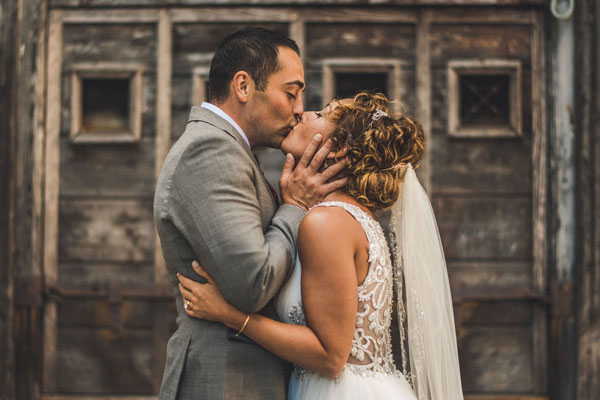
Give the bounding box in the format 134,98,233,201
0,0,17,398
60,140,155,197
62,24,156,67
49,0,546,6
429,24,533,135
431,138,532,195
56,328,155,394
61,24,157,140
434,196,532,260
172,22,288,74
58,199,154,263
305,23,415,60
576,0,600,398
458,328,533,392
1,1,50,399
427,14,546,396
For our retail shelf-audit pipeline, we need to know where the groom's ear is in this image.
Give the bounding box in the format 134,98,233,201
231,71,252,103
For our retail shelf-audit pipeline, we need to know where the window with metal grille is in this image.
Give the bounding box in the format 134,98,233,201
447,60,521,138
459,74,510,127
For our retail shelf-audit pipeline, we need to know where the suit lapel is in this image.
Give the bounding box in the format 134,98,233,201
188,106,278,207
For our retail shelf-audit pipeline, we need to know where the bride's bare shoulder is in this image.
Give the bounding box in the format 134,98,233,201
299,204,363,242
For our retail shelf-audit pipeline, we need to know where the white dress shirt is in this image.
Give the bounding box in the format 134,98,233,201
201,102,251,149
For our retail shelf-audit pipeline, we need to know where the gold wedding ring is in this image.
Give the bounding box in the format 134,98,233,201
184,301,190,309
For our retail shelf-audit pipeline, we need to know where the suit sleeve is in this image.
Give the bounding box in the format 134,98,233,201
169,132,305,313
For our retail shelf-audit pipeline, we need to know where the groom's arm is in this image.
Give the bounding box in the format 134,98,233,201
169,132,345,313
168,134,300,313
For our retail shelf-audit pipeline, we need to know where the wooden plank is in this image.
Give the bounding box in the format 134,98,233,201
44,396,157,400
433,195,532,260
171,22,288,75
12,1,48,398
58,299,175,330
430,138,531,195
577,321,600,399
0,0,17,397
458,327,533,392
56,328,155,394
50,0,545,6
62,9,158,23
170,7,292,23
44,9,63,393
465,396,547,400
58,262,154,286
60,139,155,198
429,23,532,67
576,1,599,398
58,199,154,263
457,301,532,326
429,8,535,24
416,10,432,193
305,22,415,60
289,13,305,64
62,24,156,68
530,11,548,393
154,10,173,392
448,261,532,292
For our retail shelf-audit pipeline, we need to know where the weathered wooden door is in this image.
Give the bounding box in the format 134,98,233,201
41,5,549,399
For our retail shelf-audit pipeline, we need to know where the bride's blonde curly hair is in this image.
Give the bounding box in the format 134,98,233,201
328,92,425,211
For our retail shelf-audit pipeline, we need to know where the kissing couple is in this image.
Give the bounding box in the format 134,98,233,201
155,28,463,400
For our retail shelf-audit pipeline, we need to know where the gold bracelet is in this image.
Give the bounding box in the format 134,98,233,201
235,313,251,337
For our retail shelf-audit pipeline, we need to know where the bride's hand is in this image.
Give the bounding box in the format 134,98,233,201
177,261,237,325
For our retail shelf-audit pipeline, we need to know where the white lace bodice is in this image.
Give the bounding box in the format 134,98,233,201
275,201,402,380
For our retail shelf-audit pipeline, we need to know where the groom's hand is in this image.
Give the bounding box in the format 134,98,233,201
279,134,348,211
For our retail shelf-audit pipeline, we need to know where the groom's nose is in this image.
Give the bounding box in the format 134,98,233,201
292,98,304,126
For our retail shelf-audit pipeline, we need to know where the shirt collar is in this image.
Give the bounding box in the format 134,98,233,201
201,102,251,149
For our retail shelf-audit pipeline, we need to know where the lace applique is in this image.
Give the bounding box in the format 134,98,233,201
288,201,409,383
313,201,404,380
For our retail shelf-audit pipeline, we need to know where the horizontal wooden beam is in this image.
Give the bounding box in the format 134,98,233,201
50,0,546,8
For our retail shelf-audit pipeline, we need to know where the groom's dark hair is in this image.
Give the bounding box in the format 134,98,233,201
208,28,300,103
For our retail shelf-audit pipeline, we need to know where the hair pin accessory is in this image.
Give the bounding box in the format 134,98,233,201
370,109,389,126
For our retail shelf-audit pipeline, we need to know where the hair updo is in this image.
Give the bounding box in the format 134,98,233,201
328,92,425,211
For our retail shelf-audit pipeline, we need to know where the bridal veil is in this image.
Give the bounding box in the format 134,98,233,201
390,165,464,400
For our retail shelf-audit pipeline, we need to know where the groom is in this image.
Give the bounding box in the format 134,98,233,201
154,28,346,399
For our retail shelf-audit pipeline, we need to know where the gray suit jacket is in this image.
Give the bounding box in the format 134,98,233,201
155,106,305,400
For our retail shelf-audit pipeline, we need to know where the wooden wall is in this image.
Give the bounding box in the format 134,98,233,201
1,0,47,399
576,0,600,398
10,1,600,399
0,0,17,398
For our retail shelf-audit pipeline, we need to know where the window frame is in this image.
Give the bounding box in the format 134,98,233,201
447,59,522,138
70,63,144,144
321,58,403,112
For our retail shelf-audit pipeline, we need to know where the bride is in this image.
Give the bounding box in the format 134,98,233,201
177,92,464,399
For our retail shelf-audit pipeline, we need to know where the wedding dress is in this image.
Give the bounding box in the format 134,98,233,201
275,201,417,400
274,166,464,400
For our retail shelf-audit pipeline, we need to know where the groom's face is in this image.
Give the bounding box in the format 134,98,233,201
247,47,305,148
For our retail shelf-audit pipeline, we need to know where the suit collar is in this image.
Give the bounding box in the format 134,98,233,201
187,106,264,169
186,106,278,208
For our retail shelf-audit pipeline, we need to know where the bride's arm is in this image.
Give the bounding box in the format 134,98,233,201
179,207,360,379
